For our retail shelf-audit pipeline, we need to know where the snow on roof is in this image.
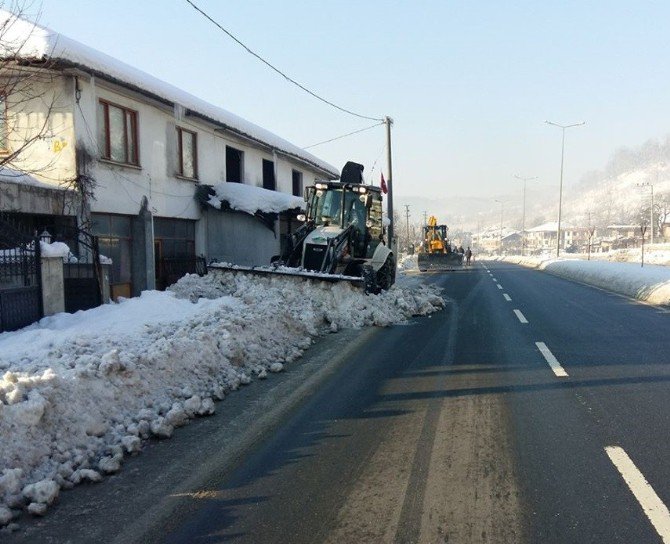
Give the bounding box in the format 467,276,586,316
527,221,576,232
0,10,339,179
207,182,304,215
0,166,67,190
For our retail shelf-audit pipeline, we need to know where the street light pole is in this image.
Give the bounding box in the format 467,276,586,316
636,182,654,245
514,175,538,256
545,120,585,257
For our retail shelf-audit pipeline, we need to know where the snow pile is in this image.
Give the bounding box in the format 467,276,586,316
39,241,78,263
0,166,66,191
541,260,670,305
0,272,443,525
398,254,418,271
500,256,670,305
207,182,305,215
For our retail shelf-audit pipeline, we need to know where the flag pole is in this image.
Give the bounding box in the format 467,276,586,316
385,116,394,247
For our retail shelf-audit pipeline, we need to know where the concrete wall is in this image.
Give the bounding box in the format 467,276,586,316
0,180,77,215
41,256,64,316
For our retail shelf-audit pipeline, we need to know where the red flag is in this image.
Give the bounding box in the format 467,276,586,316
380,172,388,194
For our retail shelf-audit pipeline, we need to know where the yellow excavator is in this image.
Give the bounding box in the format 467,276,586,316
417,216,463,271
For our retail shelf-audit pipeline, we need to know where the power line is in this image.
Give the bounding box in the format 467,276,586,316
184,0,384,122
303,122,384,150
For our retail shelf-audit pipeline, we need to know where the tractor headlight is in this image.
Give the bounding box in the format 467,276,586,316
315,183,328,190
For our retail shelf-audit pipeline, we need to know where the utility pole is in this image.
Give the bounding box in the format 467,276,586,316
423,211,428,226
515,175,538,256
404,204,411,248
385,116,395,248
545,120,585,257
636,182,654,245
587,211,595,261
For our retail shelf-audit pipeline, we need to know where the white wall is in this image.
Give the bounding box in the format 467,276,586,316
72,76,328,222
4,73,77,188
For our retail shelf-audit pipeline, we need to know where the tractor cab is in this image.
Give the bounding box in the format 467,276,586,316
303,181,383,259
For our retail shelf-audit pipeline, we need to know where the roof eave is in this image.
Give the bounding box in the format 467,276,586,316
11,56,339,180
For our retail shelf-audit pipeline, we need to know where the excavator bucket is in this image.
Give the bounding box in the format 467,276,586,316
417,252,463,271
208,263,369,290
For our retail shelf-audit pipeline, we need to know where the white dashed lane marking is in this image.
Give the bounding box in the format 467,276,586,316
513,309,528,324
605,446,670,543
503,294,511,301
535,341,568,377
497,284,503,290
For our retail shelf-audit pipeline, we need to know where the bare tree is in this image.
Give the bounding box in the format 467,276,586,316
0,2,90,218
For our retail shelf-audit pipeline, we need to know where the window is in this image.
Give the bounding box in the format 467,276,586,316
98,100,139,165
226,146,243,182
153,217,196,258
0,94,8,153
177,127,197,179
90,213,133,286
292,170,303,196
262,159,276,191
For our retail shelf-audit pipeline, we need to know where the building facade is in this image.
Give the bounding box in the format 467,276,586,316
0,11,338,298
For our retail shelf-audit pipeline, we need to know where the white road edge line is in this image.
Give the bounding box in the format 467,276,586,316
535,341,568,377
605,446,670,543
497,284,503,290
503,293,511,301
513,309,528,324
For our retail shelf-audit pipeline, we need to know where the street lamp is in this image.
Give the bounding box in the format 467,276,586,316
545,120,585,257
514,175,538,256
636,182,654,245
494,199,504,255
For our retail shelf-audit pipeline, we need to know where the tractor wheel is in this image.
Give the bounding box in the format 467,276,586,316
376,256,395,292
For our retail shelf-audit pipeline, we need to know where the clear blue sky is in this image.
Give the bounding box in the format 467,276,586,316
35,0,670,201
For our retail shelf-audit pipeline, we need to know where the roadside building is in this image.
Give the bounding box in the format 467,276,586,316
525,222,587,253
0,10,338,299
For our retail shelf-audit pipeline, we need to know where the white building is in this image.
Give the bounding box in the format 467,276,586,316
526,221,586,253
0,10,338,299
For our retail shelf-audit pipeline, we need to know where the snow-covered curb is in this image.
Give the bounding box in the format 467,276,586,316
499,256,670,305
0,272,444,527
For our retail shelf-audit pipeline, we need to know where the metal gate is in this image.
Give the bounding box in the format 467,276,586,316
157,256,207,290
0,216,42,332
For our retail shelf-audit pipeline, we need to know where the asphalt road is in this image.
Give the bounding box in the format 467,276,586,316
154,261,670,544
9,261,670,544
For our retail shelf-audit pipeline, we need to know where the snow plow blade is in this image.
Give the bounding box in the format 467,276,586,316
208,263,367,289
417,253,463,272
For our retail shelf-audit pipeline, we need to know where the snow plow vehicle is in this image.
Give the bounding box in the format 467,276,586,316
214,162,396,293
418,216,463,271
276,162,395,293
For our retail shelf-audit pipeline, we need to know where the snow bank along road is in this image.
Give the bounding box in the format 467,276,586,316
501,256,670,306
0,271,443,535
5,261,670,542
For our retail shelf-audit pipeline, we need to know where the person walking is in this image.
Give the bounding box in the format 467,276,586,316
465,246,473,266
